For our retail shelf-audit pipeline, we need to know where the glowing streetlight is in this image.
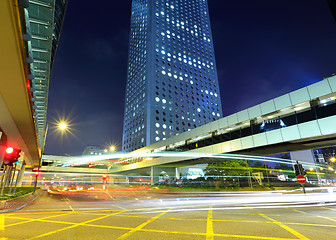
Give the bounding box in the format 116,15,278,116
59,122,67,130
309,167,314,171
110,146,115,152
330,157,336,162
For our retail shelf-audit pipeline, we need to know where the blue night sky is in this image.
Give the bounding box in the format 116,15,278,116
44,0,336,156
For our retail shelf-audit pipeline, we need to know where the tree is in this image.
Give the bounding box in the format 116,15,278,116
204,159,251,180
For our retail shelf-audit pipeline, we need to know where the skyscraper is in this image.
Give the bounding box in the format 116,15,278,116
122,0,222,152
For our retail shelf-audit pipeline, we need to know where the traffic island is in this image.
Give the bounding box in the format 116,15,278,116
0,187,42,213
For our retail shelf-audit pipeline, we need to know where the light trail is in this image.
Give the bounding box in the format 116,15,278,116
53,151,325,170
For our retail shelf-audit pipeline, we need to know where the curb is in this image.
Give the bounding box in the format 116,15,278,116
0,189,43,213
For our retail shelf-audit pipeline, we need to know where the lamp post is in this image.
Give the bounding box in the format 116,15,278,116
58,122,67,131
33,122,68,195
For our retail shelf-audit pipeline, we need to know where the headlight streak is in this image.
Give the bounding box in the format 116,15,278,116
127,202,336,215
121,192,336,215
54,151,324,170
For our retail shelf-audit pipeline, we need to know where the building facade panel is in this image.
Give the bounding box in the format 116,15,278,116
289,87,310,105
237,109,249,122
240,136,254,149
252,132,267,147
280,125,301,142
317,115,336,135
260,100,276,116
247,105,262,119
307,80,332,100
265,129,283,145
274,94,292,111
327,75,336,92
297,120,321,139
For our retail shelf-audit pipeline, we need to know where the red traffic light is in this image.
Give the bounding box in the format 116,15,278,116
3,147,21,165
34,171,41,177
6,147,14,154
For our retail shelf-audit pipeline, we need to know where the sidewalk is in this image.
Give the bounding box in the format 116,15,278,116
0,189,42,213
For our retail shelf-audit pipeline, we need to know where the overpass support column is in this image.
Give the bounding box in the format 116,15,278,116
151,167,177,185
175,167,181,180
15,162,26,187
151,166,154,186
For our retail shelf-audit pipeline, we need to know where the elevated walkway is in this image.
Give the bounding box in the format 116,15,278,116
40,76,336,173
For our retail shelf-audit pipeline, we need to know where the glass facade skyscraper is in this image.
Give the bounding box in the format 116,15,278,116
122,0,222,152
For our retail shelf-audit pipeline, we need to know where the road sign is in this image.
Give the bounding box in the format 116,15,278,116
297,175,306,184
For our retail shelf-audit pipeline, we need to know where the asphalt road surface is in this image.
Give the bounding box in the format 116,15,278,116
1,187,336,240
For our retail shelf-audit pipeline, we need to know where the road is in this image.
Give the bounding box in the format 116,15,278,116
1,187,336,240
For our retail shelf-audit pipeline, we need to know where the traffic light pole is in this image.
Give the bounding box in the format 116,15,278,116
296,161,306,194
8,164,17,195
0,166,7,196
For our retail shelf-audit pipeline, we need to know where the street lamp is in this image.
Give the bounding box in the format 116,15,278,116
58,122,67,130
110,146,115,152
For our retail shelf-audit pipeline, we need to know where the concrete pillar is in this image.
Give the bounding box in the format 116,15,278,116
175,167,180,180
151,166,177,185
151,166,154,185
4,165,12,187
15,163,26,187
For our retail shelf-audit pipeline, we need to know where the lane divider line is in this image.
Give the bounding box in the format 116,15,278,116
115,210,168,240
25,210,127,240
206,206,214,240
250,208,310,240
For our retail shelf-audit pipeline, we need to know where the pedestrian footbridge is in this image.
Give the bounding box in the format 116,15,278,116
41,76,336,173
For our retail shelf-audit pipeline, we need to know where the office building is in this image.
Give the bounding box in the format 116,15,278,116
122,0,222,152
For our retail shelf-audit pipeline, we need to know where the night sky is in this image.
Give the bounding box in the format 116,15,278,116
44,0,336,156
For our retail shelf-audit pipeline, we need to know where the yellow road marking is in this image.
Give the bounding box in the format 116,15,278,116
322,207,336,211
26,210,127,240
104,190,116,200
251,209,309,240
285,222,336,228
213,233,298,240
206,206,214,240
289,209,305,214
5,212,305,240
5,212,73,227
8,212,336,231
115,210,167,240
0,214,4,240
288,207,336,223
140,228,298,240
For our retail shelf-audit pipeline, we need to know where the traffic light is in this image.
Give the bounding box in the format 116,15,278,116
294,163,306,176
298,164,306,175
102,174,108,181
34,171,41,177
3,147,21,166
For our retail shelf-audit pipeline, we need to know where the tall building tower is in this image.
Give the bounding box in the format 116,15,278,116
122,0,222,152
